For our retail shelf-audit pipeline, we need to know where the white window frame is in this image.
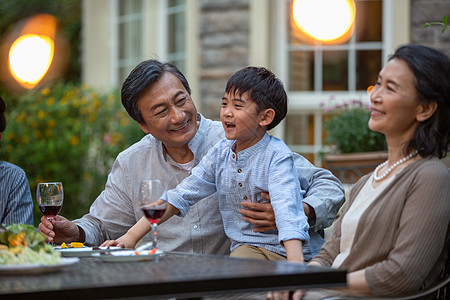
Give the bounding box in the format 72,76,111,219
110,0,144,86
274,0,407,166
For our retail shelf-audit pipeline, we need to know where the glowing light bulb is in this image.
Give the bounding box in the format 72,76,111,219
9,34,55,89
293,0,356,44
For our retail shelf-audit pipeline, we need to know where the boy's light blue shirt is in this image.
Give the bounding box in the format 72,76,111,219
168,133,310,257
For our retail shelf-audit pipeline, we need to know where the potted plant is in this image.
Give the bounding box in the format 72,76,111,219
321,96,387,183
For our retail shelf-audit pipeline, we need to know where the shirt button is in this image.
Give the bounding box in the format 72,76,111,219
238,183,242,187
232,154,236,159
243,196,248,200
193,224,199,229
237,169,242,173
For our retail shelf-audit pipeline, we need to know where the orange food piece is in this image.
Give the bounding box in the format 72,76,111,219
8,232,27,247
69,242,84,248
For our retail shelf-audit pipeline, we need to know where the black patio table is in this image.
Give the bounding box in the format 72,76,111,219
0,251,346,299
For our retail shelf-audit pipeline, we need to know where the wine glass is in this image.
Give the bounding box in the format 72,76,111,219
37,182,64,221
139,179,167,252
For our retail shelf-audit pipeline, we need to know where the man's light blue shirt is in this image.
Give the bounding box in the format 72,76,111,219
168,133,310,257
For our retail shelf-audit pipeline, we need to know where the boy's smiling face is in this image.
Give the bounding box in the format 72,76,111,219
220,91,269,153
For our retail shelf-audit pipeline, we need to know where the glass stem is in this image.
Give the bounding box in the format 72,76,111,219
47,217,55,245
152,223,158,249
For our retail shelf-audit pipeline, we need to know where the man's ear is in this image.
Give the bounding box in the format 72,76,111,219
416,101,437,122
138,123,149,134
259,108,275,128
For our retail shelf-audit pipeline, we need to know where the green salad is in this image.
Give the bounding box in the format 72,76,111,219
0,224,61,265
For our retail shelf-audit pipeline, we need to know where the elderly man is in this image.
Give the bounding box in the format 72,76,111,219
39,60,344,260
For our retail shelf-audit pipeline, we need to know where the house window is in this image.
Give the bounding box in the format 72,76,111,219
279,0,384,165
116,0,143,84
166,0,186,72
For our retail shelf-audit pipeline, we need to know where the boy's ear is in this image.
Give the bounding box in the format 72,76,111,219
416,101,437,122
259,108,275,128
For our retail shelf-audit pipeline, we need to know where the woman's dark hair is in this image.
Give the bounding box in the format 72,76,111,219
0,96,6,133
121,60,191,124
225,67,287,131
389,45,450,158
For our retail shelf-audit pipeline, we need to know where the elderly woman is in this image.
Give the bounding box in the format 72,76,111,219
270,44,450,300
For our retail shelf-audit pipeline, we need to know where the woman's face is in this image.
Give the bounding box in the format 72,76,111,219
368,58,423,143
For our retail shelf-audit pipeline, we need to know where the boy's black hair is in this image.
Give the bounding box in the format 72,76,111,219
225,67,287,131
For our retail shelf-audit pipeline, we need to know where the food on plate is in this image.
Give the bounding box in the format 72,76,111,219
0,223,61,265
60,242,84,248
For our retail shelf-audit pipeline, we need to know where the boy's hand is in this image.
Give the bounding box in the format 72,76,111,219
100,235,135,249
101,239,124,248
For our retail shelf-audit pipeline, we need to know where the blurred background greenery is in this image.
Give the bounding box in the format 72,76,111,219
0,0,144,226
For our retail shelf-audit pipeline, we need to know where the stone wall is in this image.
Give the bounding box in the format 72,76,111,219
198,0,250,120
410,0,450,58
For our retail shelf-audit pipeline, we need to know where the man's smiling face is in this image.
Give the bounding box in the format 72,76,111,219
137,72,198,150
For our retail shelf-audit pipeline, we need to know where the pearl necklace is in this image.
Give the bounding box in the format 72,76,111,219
373,151,418,182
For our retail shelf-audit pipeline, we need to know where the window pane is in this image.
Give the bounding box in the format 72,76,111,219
169,0,184,7
119,0,142,16
117,0,142,84
323,50,348,91
289,51,314,91
356,50,381,90
167,0,185,73
355,0,382,42
118,20,142,60
168,13,184,53
284,113,315,145
119,23,125,59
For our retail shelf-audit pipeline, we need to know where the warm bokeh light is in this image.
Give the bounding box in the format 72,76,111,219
293,0,356,44
9,34,54,89
367,85,374,95
4,14,58,90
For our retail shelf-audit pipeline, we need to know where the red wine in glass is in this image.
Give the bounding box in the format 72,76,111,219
139,179,167,251
36,182,64,222
38,205,62,220
142,207,166,224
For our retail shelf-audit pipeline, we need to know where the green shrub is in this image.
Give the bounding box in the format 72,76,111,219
0,82,144,225
322,97,386,154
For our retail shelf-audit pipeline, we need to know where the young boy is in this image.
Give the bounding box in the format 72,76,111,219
105,67,309,262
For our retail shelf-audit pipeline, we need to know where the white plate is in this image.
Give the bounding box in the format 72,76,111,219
54,246,123,257
92,249,164,262
0,257,79,275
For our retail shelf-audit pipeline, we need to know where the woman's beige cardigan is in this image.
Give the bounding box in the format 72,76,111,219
311,157,450,296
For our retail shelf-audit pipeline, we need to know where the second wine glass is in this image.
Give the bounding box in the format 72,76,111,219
139,179,167,251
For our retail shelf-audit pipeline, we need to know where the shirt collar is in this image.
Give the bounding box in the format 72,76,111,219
231,132,270,158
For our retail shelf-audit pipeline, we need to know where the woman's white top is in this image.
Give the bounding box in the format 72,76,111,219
332,174,395,268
